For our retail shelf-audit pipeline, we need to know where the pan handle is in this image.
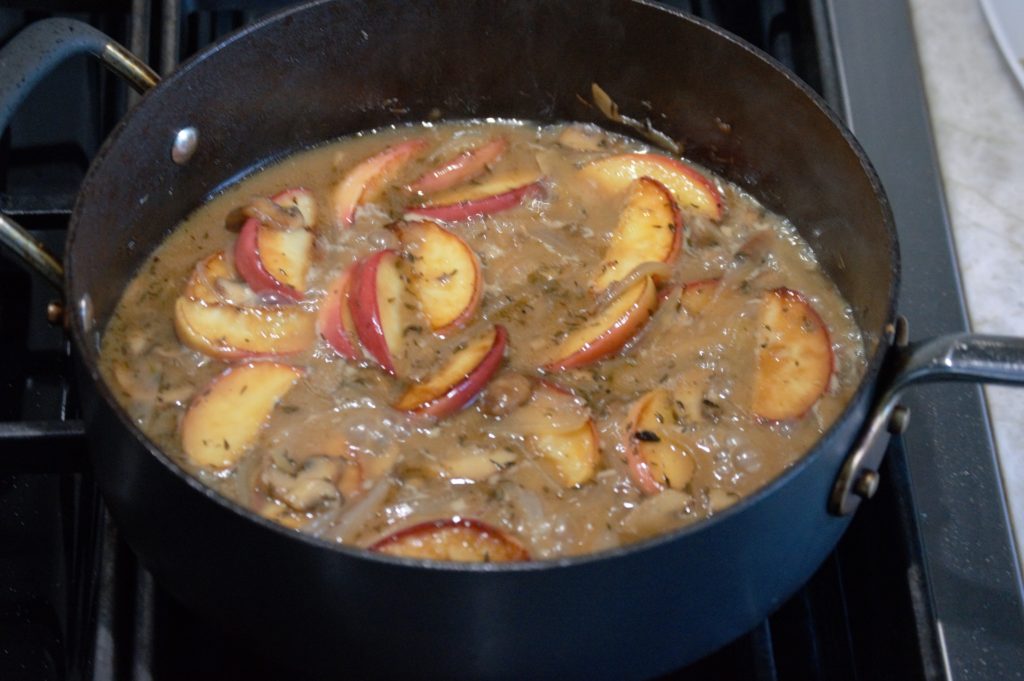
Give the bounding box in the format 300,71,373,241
830,318,1024,515
0,18,159,291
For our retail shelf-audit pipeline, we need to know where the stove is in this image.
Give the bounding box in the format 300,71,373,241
2,1,1022,679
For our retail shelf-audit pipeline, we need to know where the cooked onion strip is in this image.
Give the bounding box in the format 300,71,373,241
330,477,394,543
588,261,671,313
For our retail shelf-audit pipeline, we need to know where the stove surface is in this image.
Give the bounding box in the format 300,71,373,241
1,1,1022,679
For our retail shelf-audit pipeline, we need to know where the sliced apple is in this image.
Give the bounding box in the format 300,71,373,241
348,250,411,375
532,424,601,488
181,362,303,469
751,288,834,421
542,276,657,372
579,153,722,220
369,518,529,562
395,221,483,332
184,251,238,304
510,383,600,487
234,188,316,301
625,388,695,495
394,325,507,417
406,170,544,222
174,297,316,359
333,139,429,226
408,137,508,194
592,177,683,292
678,278,722,316
235,218,314,301
317,266,362,360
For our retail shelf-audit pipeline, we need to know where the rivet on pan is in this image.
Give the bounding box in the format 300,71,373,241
79,294,94,333
853,470,880,500
171,126,199,165
888,405,911,434
46,300,64,326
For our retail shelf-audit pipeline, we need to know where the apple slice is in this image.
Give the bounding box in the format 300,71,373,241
625,388,695,495
532,424,601,487
408,137,508,194
395,221,483,332
579,153,723,220
393,325,507,417
181,362,303,469
234,188,316,301
678,278,722,316
751,288,834,421
406,170,544,222
317,266,362,360
348,250,412,375
370,518,529,562
543,276,657,371
516,383,600,487
235,219,314,301
333,139,429,226
592,177,683,292
174,297,316,359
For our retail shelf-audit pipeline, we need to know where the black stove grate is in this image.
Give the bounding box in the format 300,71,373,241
2,1,1009,679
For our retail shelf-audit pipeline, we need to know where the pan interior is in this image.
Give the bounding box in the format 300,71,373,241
68,0,897,558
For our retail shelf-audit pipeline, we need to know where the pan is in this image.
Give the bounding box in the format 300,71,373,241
1,1,1022,678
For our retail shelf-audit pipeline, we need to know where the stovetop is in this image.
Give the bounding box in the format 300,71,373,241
1,1,1022,679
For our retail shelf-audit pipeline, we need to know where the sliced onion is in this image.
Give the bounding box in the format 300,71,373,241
619,489,694,540
589,262,671,313
498,480,551,538
329,477,393,543
245,196,305,231
213,278,263,307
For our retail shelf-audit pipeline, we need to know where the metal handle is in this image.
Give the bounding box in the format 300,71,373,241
0,18,159,291
889,333,1024,391
831,319,1024,515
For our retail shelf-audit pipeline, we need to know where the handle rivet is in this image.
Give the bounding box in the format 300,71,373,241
888,405,910,434
171,126,198,165
46,300,64,325
853,470,880,500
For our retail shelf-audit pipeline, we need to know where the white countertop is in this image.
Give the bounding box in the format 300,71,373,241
909,0,1024,567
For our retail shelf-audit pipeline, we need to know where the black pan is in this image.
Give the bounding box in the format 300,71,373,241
1,1,1022,678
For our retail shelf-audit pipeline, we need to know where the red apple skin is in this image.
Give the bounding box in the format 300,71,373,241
369,517,530,562
348,250,404,375
334,139,429,226
318,267,362,360
406,181,544,222
234,216,292,298
408,137,508,194
233,187,317,302
396,325,508,418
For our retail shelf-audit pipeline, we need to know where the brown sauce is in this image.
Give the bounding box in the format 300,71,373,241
99,121,865,561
